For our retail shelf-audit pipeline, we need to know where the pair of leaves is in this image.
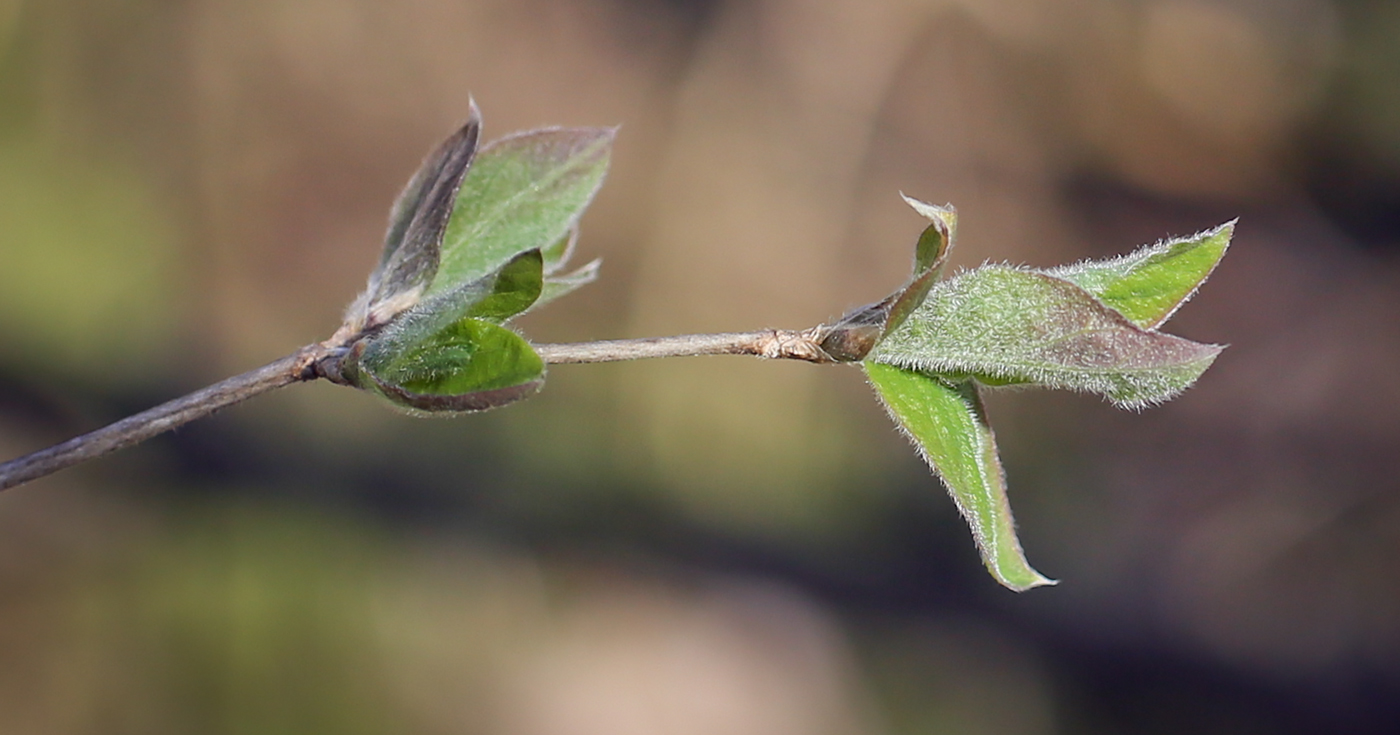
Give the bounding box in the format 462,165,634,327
859,199,1231,590
339,105,613,413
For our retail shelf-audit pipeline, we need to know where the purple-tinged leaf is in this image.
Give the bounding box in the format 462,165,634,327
871,267,1222,408
347,105,482,330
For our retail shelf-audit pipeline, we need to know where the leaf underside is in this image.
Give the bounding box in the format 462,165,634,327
366,106,483,317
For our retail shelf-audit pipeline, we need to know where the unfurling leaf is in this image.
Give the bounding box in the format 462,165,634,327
342,249,547,413
1045,221,1233,329
817,196,953,362
864,362,1054,591
901,194,958,274
335,109,613,414
888,195,954,335
429,126,614,296
870,267,1222,408
347,105,483,329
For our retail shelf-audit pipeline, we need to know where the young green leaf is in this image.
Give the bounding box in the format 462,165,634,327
341,249,548,413
1045,221,1233,329
463,249,544,322
864,362,1054,591
349,106,483,329
353,316,544,414
871,267,1222,408
429,126,614,297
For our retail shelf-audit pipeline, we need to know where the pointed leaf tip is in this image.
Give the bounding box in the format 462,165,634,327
864,363,1054,591
1046,220,1234,330
901,193,957,233
535,258,602,310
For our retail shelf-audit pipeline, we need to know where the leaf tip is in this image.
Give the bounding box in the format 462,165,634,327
465,96,483,128
582,124,620,149
899,192,957,229
1003,572,1059,592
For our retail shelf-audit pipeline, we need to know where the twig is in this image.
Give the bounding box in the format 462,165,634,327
0,347,323,491
533,330,834,364
0,329,840,491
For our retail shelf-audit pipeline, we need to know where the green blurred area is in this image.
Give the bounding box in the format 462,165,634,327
0,141,179,380
2,0,1400,733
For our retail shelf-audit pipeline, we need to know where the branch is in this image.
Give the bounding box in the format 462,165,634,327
0,347,323,491
533,329,836,364
0,328,841,491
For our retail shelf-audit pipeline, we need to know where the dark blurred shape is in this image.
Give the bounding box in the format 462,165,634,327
623,0,723,37
1304,148,1400,249
1298,0,1400,249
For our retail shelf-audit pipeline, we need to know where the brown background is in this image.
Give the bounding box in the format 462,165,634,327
1,1,1398,732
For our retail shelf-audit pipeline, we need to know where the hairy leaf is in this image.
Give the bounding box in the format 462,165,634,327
1046,221,1233,329
429,127,614,296
888,195,954,334
350,316,544,414
343,249,549,413
871,267,1222,408
391,248,547,331
865,363,1054,591
354,107,482,326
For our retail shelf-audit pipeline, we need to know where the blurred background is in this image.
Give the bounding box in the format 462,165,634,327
1,0,1398,732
